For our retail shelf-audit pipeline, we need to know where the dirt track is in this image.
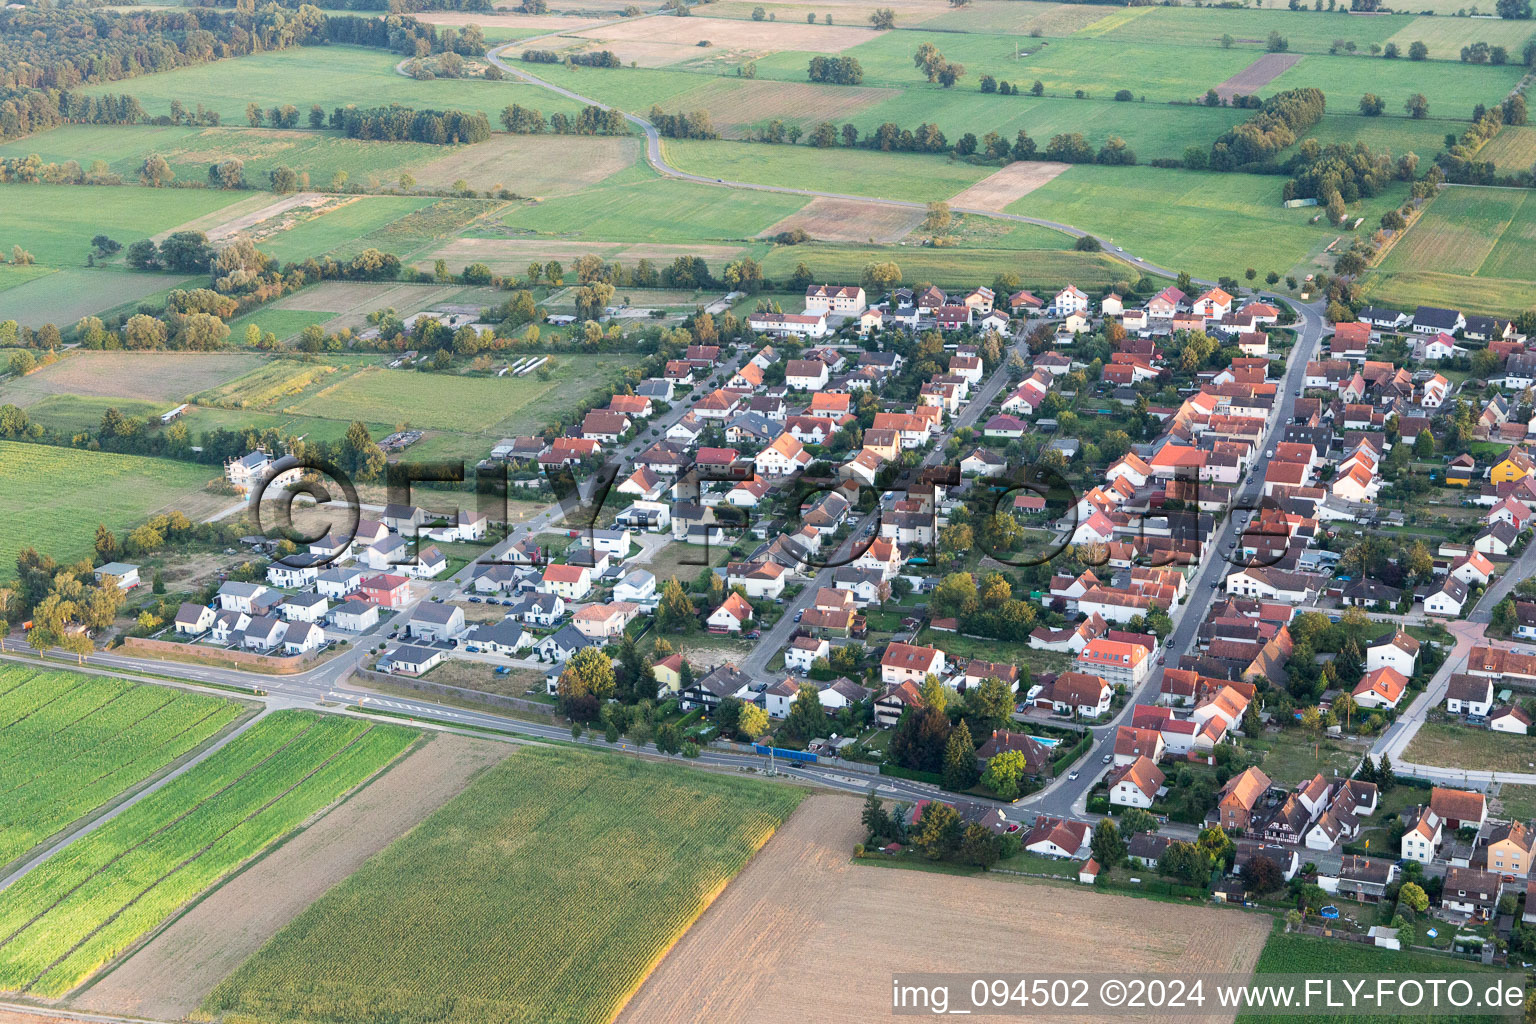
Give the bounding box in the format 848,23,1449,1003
72,734,514,1021
1213,52,1302,101
618,795,1268,1024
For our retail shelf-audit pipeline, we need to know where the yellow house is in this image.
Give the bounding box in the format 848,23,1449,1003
653,653,684,692
1487,821,1532,878
1490,445,1536,485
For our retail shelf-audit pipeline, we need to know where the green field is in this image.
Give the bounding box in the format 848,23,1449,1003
507,169,806,240
257,196,439,263
1237,931,1506,1024
1263,52,1523,121
203,745,802,1024
73,46,591,126
1093,6,1414,54
1301,112,1464,160
0,667,244,868
759,242,1133,290
0,440,217,576
0,268,200,330
1480,125,1536,176
292,356,629,435
1011,163,1408,280
224,307,336,342
752,34,1255,103
14,395,165,437
1366,185,1536,316
662,139,991,204
0,184,246,267
0,710,417,997
0,125,444,194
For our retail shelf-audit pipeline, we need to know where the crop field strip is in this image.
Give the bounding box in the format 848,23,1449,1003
0,710,417,997
204,746,803,1024
0,668,244,868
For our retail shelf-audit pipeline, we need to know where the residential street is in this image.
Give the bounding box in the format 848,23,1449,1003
1024,298,1327,820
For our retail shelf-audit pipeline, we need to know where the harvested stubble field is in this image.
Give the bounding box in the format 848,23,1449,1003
0,711,418,998
927,0,1121,36
661,77,899,136
949,160,1072,212
0,667,243,869
0,440,218,576
406,134,639,195
0,351,264,407
1212,52,1302,102
569,14,875,66
758,197,924,243
619,795,1269,1024
75,733,513,1021
202,746,803,1024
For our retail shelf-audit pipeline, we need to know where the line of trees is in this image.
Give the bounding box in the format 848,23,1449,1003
648,106,718,140
332,105,492,144
1209,87,1326,171
499,103,628,135
522,48,621,67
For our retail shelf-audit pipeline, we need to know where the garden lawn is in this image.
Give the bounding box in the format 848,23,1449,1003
1403,721,1536,775
0,184,246,267
1244,730,1369,788
202,745,802,1024
1012,163,1409,281
1494,783,1536,823
72,46,592,126
1237,930,1507,1024
0,441,217,577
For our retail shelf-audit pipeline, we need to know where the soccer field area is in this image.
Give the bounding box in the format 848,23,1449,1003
203,745,803,1024
0,666,245,869
0,710,417,998
0,440,217,578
